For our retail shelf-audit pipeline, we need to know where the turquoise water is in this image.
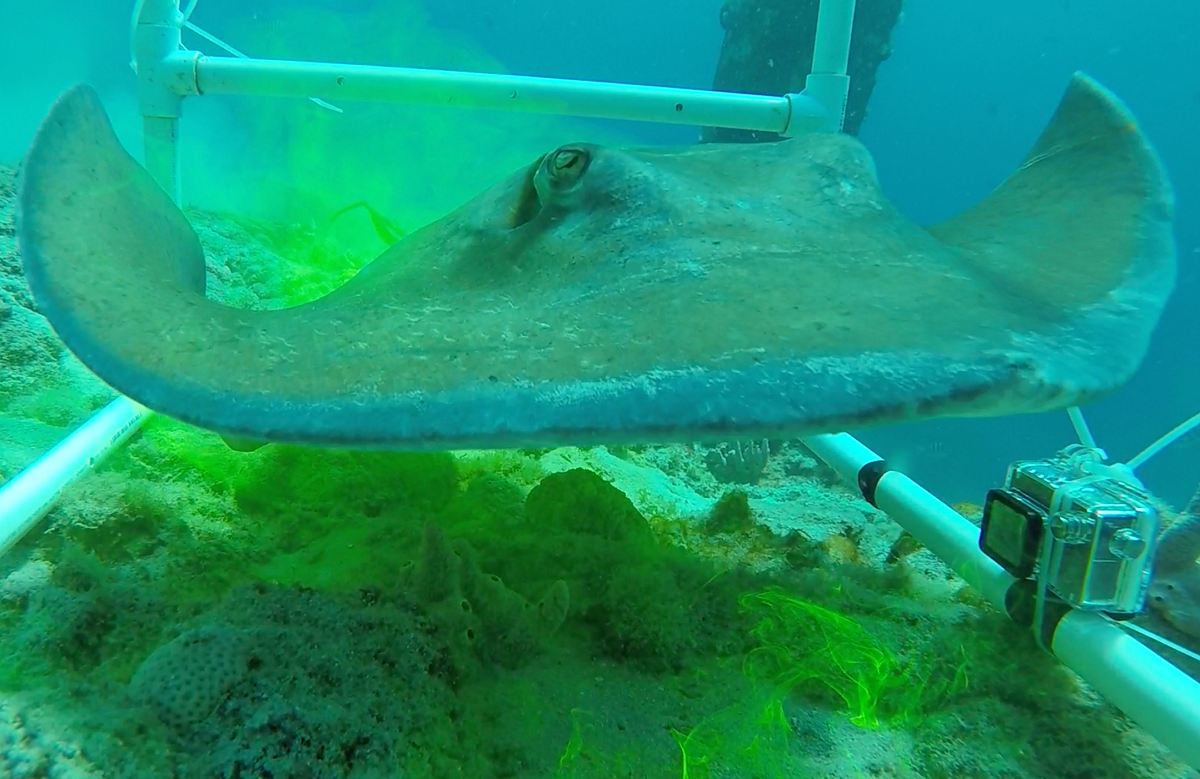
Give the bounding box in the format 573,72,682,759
1,2,1198,777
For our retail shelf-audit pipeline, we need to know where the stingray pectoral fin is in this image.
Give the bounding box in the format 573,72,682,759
19,86,367,448
219,435,270,453
15,78,1178,452
928,72,1176,403
19,86,209,308
17,86,220,418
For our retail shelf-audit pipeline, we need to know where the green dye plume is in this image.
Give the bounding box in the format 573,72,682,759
207,0,633,229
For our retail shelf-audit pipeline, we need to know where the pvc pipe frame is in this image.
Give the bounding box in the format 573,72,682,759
179,55,824,136
138,0,853,201
806,0,856,132
803,433,1200,770
0,398,151,557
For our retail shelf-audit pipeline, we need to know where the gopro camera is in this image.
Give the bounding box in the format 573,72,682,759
979,445,1159,617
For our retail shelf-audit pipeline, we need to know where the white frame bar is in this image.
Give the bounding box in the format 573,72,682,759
0,397,150,557
136,0,853,199
179,56,811,134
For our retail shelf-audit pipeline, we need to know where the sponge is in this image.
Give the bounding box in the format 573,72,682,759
1147,486,1200,637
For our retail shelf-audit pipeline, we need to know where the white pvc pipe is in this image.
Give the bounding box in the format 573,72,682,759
1054,611,1200,768
134,0,186,201
802,0,856,133
173,55,827,134
812,0,856,75
802,431,1200,770
0,397,151,557
1128,409,1200,470
143,116,181,201
873,471,1017,610
1066,406,1098,449
803,432,1013,609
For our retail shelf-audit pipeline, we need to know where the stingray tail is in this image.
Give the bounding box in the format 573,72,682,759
927,72,1176,399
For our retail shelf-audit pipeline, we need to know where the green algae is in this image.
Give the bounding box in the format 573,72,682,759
740,588,970,730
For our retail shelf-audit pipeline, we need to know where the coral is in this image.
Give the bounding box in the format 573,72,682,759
129,623,252,731
704,489,755,534
450,471,527,527
402,521,570,674
126,583,447,779
704,439,771,485
519,468,758,672
524,468,655,543
597,565,698,671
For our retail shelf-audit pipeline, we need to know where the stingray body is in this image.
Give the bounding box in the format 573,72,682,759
16,74,1175,451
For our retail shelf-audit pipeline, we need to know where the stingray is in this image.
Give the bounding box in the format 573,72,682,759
15,73,1175,452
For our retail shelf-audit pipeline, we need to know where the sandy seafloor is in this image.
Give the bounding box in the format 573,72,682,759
1,164,1197,779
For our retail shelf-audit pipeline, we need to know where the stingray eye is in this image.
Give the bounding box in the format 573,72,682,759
549,147,588,185
531,145,593,212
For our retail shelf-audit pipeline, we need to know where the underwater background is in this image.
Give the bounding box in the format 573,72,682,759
1,1,1199,778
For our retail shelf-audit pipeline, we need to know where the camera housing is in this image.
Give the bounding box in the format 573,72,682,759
979,446,1159,617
